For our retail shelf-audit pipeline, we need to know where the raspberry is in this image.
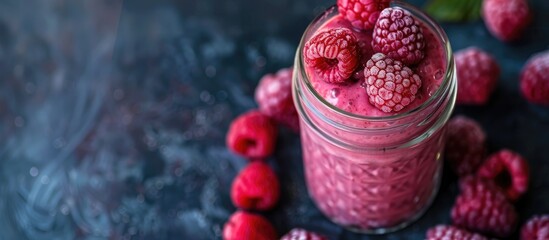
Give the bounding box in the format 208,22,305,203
451,177,518,238
231,162,280,211
521,215,549,240
222,211,277,240
520,50,549,105
454,47,500,105
482,0,532,42
304,27,359,84
255,67,300,132
372,7,425,65
426,225,488,240
226,110,277,159
363,53,422,112
477,149,529,201
280,228,327,240
337,0,391,31
459,175,502,194
445,115,487,176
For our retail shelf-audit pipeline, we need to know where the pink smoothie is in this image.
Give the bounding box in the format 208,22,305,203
299,11,449,231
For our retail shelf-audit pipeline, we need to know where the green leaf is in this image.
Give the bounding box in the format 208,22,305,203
424,0,482,22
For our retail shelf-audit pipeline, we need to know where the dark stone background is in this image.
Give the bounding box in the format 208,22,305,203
0,0,547,239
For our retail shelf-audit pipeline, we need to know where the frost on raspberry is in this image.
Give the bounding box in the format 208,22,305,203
304,27,359,84
459,175,503,194
255,67,300,132
452,178,518,238
482,0,532,42
372,7,425,65
231,162,280,211
477,149,529,201
455,47,500,105
363,53,422,113
521,215,549,240
445,115,487,176
280,228,327,240
426,225,488,240
520,50,549,105
337,0,391,31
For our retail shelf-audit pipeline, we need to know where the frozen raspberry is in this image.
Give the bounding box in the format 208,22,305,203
426,225,488,240
459,175,503,194
454,47,500,105
222,211,277,240
520,50,549,105
280,228,327,240
364,53,422,113
445,115,487,176
477,149,529,201
521,215,549,240
231,162,280,211
226,110,277,159
482,0,532,42
304,27,359,84
337,0,391,31
254,67,300,132
451,177,518,238
372,7,425,65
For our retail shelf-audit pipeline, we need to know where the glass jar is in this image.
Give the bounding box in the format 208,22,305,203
292,1,456,234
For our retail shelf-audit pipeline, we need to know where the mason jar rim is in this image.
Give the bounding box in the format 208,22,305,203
295,1,454,123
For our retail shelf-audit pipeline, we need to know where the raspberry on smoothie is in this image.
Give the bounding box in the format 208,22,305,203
372,8,426,65
364,53,422,112
304,28,360,84
337,0,391,31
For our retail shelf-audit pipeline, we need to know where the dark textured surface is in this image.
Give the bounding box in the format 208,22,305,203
0,0,548,239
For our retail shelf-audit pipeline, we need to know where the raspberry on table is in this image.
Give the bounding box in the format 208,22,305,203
477,149,529,201
426,225,488,240
226,110,277,159
521,215,549,240
372,7,425,65
304,27,360,84
255,67,300,132
363,53,422,113
482,0,532,42
337,0,391,31
451,176,518,238
222,211,277,240
231,162,280,211
454,47,500,105
520,50,549,105
445,115,487,176
280,228,327,240
459,175,502,194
